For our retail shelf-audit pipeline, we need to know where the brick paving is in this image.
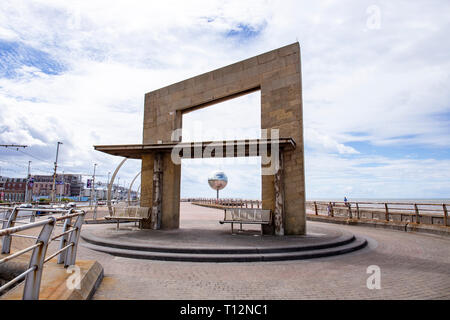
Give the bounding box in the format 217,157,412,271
74,203,450,300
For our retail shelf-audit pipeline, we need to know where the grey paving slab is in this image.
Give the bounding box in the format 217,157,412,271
74,203,450,300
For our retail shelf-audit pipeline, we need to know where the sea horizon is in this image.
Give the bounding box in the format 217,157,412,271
306,198,450,202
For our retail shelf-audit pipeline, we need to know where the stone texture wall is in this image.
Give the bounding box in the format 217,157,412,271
140,154,153,229
141,42,305,234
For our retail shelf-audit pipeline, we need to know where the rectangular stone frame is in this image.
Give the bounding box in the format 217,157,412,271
141,42,306,235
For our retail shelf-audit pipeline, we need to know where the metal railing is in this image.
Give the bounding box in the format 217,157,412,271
189,198,262,209
188,199,449,228
0,206,85,299
306,201,449,227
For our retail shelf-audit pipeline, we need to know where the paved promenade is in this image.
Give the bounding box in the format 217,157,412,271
74,203,450,299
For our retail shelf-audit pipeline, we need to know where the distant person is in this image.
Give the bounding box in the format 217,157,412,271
327,203,332,216
344,197,348,206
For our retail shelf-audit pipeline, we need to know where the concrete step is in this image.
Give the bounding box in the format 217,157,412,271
81,237,367,263
80,232,356,255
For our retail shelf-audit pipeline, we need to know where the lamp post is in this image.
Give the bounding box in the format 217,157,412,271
59,170,65,202
51,142,63,202
90,163,97,206
24,161,31,203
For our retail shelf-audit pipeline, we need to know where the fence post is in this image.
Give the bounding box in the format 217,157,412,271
29,210,35,223
23,217,56,300
384,203,389,221
57,216,73,264
356,203,360,219
64,211,85,267
348,203,352,219
414,203,420,224
314,201,318,215
329,202,334,217
442,204,448,227
2,207,18,254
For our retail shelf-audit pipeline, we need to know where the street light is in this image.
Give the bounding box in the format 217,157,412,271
24,161,31,203
51,142,63,202
90,163,97,206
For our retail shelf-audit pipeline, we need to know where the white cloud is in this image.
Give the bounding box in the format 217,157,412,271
305,152,450,199
0,0,449,198
305,128,359,154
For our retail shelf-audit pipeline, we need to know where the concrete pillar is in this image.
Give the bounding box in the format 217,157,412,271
150,153,163,229
141,152,180,230
274,152,285,236
141,154,154,229
160,153,180,229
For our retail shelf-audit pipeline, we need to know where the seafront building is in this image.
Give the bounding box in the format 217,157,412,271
0,176,27,202
82,182,138,201
32,181,70,198
0,174,85,202
32,174,83,197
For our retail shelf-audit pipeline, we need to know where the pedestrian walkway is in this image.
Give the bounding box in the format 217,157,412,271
76,203,450,299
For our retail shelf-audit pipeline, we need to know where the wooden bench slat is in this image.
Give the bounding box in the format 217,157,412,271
220,221,269,224
105,216,144,221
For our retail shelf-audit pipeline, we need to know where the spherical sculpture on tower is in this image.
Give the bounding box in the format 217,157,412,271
208,171,228,199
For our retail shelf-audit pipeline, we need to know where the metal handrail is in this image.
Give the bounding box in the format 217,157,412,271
0,219,52,236
310,200,450,207
0,242,42,264
0,207,85,299
11,234,39,240
50,228,76,241
44,243,74,263
189,198,449,227
0,266,37,293
307,200,449,226
190,198,263,209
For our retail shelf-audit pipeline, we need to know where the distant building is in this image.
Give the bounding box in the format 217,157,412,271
32,174,83,197
62,174,84,197
32,181,70,198
0,176,27,202
83,182,137,201
83,187,107,200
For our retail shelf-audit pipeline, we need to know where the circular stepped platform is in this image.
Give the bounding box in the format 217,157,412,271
80,224,368,262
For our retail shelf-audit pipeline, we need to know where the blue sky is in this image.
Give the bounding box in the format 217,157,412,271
0,0,449,199
0,39,65,78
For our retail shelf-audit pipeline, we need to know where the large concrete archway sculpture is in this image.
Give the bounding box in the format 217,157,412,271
95,42,306,235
